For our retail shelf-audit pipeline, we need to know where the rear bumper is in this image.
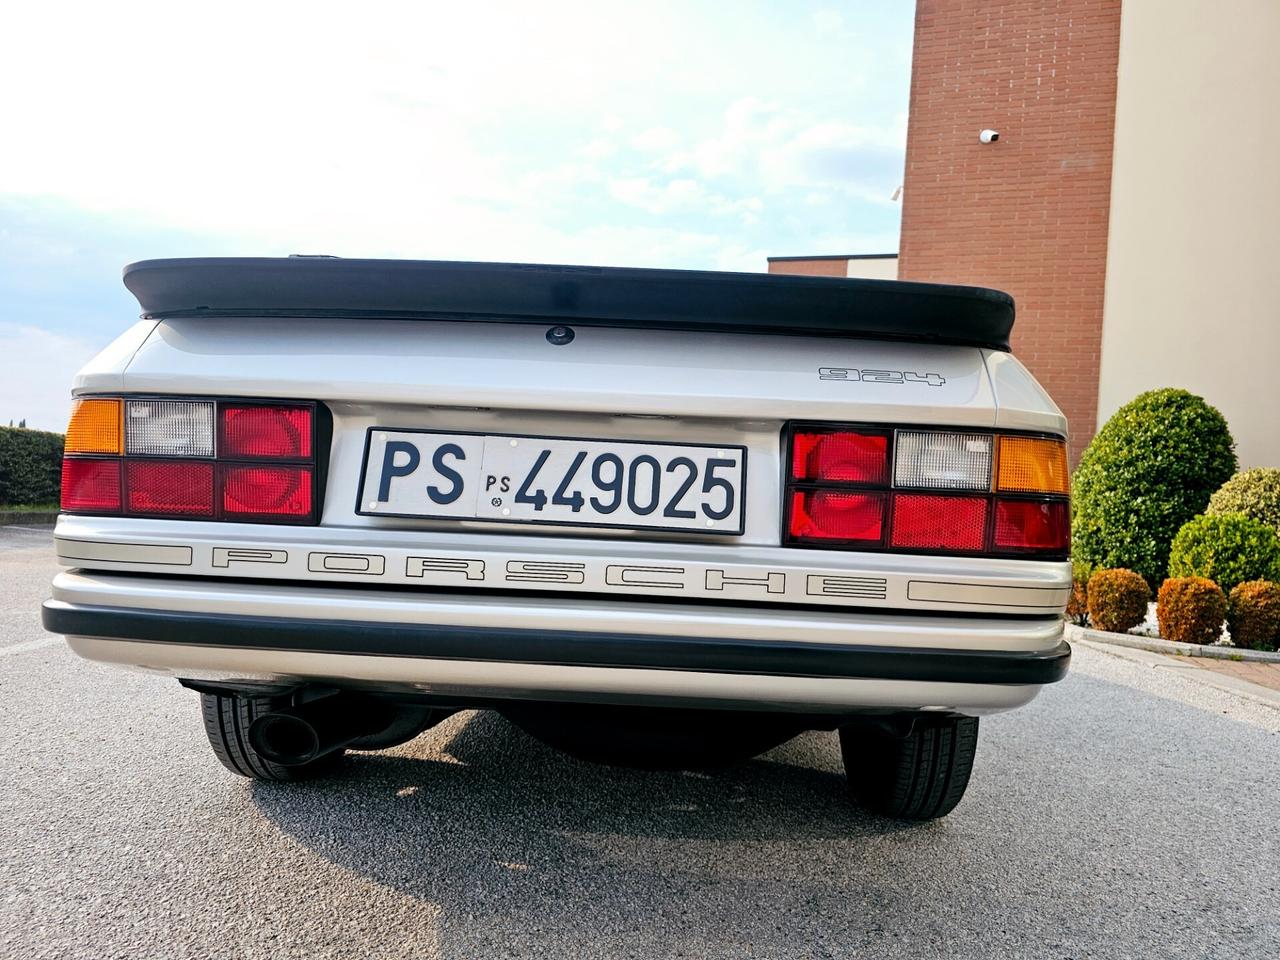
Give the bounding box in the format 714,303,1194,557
44,571,1069,715
44,601,1070,686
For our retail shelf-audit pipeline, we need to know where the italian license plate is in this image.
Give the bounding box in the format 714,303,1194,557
358,429,747,534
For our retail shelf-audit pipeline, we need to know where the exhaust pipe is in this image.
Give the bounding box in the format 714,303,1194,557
248,692,392,766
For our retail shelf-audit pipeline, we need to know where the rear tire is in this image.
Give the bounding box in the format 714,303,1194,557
840,715,979,821
200,692,345,782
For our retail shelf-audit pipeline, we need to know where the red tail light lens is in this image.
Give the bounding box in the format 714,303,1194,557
61,459,122,513
890,494,987,552
994,498,1070,552
789,490,884,543
791,430,888,484
126,461,214,517
221,465,314,520
60,396,319,523
784,422,1070,559
220,405,312,460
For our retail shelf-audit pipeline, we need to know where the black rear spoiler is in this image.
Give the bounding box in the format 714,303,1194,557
123,257,1014,351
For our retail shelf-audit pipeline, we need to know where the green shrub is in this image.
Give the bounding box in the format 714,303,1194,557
1086,568,1150,633
1071,389,1236,588
1157,576,1227,645
1167,513,1280,592
1227,580,1280,651
0,427,64,506
1207,468,1280,534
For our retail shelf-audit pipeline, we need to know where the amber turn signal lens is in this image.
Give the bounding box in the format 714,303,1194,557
996,436,1069,494
65,398,122,454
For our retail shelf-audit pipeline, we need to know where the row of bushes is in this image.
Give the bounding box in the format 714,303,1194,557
0,426,64,506
1071,567,1280,651
1071,388,1280,588
1068,386,1280,651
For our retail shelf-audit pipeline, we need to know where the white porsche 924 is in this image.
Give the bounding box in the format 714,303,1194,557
43,257,1071,820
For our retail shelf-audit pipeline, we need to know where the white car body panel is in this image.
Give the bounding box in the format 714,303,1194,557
48,269,1071,716
120,317,1006,426
71,319,159,394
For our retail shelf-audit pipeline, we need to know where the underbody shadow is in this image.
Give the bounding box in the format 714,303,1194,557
251,711,923,952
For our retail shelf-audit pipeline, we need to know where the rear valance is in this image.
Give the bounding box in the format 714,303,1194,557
122,257,1015,351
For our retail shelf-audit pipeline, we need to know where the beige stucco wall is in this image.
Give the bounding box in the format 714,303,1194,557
1098,0,1280,467
846,256,898,281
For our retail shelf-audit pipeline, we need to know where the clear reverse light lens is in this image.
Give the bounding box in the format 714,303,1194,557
125,400,215,458
894,430,992,491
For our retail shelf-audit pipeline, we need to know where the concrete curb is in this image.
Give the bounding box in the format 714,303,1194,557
1071,637,1280,711
1065,623,1280,663
0,510,57,527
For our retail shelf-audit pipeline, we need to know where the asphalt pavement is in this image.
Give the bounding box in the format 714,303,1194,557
2,526,1277,959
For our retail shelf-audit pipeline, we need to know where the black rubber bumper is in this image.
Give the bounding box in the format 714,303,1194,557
44,601,1071,686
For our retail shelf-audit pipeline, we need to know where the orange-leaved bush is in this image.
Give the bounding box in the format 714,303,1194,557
1157,576,1227,645
1227,580,1280,651
1086,568,1149,633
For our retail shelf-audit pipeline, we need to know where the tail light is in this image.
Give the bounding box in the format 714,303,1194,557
789,490,885,543
222,465,313,519
220,405,313,460
61,458,123,513
889,494,987,551
784,424,1069,559
126,461,215,517
61,397,319,524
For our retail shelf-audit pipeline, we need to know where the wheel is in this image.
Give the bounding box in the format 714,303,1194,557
200,691,345,782
504,703,803,769
840,715,979,821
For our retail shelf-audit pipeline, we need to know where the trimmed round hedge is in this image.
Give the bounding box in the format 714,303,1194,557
1227,580,1280,651
1157,576,1227,645
1085,568,1150,633
1072,389,1235,588
1168,513,1280,592
1207,468,1280,534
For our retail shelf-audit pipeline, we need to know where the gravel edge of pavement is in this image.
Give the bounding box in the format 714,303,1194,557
1068,631,1280,711
1066,623,1280,663
0,510,58,526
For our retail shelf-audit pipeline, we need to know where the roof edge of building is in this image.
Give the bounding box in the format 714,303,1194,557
766,253,898,262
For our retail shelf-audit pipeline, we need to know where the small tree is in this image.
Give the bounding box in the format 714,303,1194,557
1072,389,1236,587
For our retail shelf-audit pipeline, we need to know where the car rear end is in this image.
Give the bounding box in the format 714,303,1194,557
42,258,1071,819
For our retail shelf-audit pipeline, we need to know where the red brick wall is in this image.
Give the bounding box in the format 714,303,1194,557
897,0,1121,463
767,258,849,277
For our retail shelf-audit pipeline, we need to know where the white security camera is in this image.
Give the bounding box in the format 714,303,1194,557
979,129,1000,144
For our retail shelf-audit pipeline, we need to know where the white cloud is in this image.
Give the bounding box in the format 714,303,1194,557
1,2,909,255
657,97,904,200
0,325,99,431
1,1,916,431
813,9,845,32
630,127,682,154
608,177,704,214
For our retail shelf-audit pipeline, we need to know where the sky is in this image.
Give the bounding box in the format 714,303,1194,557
0,0,914,430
